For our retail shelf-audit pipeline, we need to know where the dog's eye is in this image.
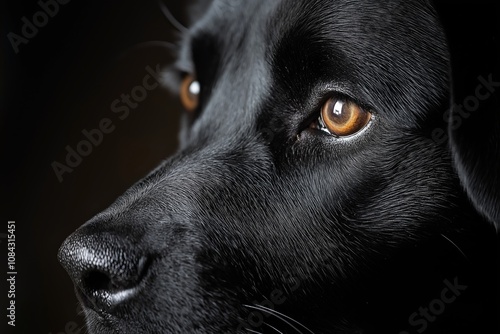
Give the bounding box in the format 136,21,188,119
318,97,372,137
180,74,200,112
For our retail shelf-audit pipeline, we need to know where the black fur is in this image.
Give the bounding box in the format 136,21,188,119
59,1,499,333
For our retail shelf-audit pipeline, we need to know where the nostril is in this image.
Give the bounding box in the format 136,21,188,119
84,271,113,292
58,232,151,313
82,256,150,292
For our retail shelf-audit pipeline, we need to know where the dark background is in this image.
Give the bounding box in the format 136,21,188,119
2,1,499,334
4,1,186,333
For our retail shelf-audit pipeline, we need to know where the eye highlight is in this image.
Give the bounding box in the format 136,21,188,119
318,97,372,137
180,74,200,112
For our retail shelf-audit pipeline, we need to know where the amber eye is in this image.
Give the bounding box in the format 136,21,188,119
319,97,372,137
180,74,200,112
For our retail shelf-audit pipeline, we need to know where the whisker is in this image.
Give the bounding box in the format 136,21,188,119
244,304,316,334
255,305,316,334
245,328,263,334
264,322,284,334
158,0,188,33
441,234,468,261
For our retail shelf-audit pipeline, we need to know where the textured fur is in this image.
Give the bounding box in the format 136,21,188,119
59,1,498,333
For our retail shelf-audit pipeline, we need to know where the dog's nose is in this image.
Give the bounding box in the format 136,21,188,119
58,232,150,313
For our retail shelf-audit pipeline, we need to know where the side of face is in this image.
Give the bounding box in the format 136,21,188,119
59,1,496,333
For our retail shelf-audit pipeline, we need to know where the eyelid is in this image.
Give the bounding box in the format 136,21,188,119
312,83,375,114
320,93,373,116
159,68,183,95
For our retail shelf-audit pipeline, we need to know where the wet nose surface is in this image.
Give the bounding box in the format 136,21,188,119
58,232,151,313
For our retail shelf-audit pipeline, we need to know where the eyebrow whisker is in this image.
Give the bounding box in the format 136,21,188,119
158,0,188,33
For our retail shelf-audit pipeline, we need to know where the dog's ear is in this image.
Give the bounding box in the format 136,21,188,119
441,2,500,230
448,84,500,229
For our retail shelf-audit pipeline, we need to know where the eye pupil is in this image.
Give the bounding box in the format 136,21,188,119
320,97,371,137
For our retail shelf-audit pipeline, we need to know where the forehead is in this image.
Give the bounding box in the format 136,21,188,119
181,0,448,127
187,0,430,48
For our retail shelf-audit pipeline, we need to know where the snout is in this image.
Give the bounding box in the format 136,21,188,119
57,138,274,332
58,229,151,313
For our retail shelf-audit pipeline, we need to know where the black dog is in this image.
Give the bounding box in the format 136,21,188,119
59,0,499,333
